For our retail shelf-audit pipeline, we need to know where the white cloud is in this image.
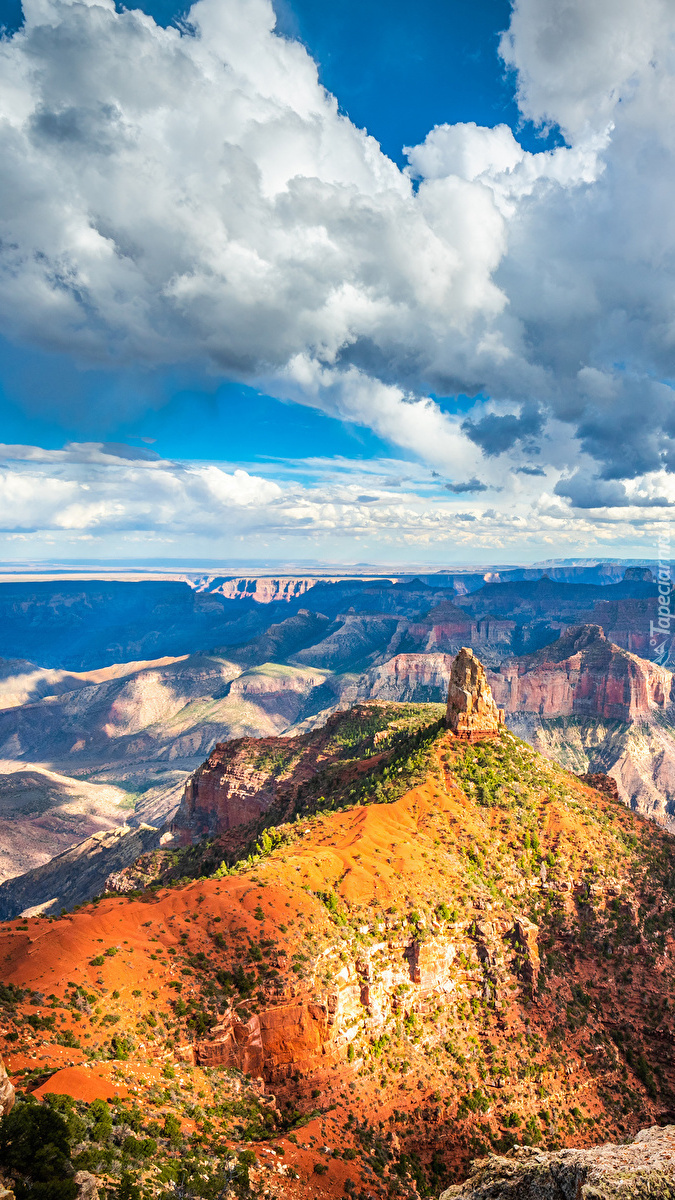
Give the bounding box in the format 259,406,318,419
0,0,675,520
500,0,671,138
0,444,672,564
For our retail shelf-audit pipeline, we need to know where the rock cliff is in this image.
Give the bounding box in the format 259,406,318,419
211,577,325,603
486,626,675,830
170,701,444,845
489,625,672,722
357,651,455,702
174,737,284,842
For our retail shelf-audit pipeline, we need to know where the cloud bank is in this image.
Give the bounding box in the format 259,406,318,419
1,0,675,541
1,444,674,563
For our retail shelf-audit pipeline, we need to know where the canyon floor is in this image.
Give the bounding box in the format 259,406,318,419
3,706,675,1198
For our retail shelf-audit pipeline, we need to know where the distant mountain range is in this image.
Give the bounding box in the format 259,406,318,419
0,563,660,669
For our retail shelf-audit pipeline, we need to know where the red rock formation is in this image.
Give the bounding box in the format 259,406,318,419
446,648,505,739
173,737,280,843
490,625,672,721
171,702,418,844
196,1001,333,1079
567,599,661,659
399,600,517,660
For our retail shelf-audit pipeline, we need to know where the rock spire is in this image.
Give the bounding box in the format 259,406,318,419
446,646,504,740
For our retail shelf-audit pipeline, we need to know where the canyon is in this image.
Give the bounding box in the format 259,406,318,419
0,566,673,898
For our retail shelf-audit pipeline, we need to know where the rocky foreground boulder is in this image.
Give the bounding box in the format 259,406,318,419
440,1125,675,1199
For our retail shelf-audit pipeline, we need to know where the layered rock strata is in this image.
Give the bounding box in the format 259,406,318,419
192,915,539,1081
490,625,672,721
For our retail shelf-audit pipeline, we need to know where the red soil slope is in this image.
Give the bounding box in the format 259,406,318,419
3,727,675,1197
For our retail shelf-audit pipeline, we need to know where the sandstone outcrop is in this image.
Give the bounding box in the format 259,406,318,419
174,737,283,842
446,647,504,739
440,1125,675,1199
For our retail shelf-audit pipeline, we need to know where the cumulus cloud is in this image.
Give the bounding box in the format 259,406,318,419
500,0,669,138
554,470,675,510
0,449,283,533
0,0,675,520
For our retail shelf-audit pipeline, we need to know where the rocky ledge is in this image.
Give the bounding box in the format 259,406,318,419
440,1125,675,1199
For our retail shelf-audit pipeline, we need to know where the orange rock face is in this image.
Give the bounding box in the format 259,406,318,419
196,1001,332,1078
446,647,505,739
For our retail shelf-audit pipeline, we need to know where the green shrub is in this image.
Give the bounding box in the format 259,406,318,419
90,1099,112,1143
0,1101,77,1200
113,1171,141,1200
162,1113,182,1145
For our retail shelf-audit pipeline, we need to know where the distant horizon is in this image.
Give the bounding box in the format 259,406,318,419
0,554,665,584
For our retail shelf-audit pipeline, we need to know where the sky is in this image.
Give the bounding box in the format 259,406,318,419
0,0,674,565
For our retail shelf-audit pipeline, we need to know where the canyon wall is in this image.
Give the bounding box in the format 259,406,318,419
489,625,672,722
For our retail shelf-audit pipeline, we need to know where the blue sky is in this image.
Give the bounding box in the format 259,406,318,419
0,0,674,563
